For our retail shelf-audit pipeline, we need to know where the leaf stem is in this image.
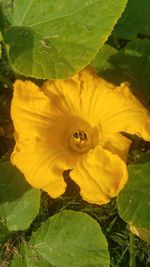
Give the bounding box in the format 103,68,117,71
130,232,136,267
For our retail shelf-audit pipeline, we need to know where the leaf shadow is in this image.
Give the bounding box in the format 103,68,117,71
95,46,150,106
0,162,33,205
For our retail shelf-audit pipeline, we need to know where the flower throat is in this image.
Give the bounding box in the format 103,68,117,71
70,130,92,153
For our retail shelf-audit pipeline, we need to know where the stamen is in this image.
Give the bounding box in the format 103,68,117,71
73,130,88,143
70,130,92,153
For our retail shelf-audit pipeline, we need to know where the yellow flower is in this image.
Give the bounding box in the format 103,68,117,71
11,67,150,205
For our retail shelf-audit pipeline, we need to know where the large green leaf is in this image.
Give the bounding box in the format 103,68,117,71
11,210,110,267
113,0,150,39
11,256,50,267
0,161,41,231
4,0,127,79
117,162,150,232
92,39,150,103
11,243,55,267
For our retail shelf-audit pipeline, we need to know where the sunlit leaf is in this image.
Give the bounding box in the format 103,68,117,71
11,210,110,267
0,161,41,231
130,225,150,243
4,0,127,79
11,243,58,267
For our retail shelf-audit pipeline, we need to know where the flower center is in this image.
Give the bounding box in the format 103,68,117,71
70,130,92,153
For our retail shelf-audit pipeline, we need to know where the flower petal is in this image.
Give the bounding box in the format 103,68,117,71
99,82,150,141
11,80,64,140
102,133,132,162
70,146,128,205
42,68,150,143
11,139,74,198
41,67,115,125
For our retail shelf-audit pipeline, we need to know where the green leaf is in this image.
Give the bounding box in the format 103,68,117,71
11,243,53,267
92,39,150,103
11,210,110,267
92,44,117,73
4,0,127,79
0,1,13,34
117,162,150,232
136,151,150,164
113,0,150,39
0,0,15,24
0,222,8,243
0,161,41,231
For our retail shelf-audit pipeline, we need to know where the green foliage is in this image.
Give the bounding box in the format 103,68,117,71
0,32,2,59
113,0,150,39
136,150,150,164
0,222,8,243
2,0,127,79
92,44,117,76
0,0,16,24
92,39,150,103
117,161,150,231
0,1,150,266
0,161,41,231
11,210,110,267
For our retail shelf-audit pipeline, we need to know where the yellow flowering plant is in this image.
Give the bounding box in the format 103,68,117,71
11,67,150,205
0,0,150,266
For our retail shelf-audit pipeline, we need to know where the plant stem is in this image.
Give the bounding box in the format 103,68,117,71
130,232,136,267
